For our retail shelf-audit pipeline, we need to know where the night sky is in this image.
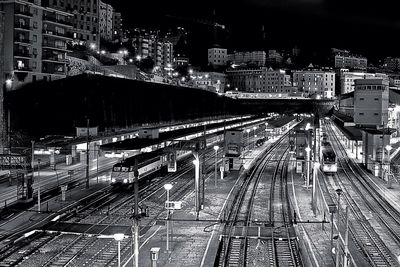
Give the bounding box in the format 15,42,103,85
110,0,400,63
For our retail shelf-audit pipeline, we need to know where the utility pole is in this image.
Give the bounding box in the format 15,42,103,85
86,118,90,189
132,158,139,267
343,206,349,267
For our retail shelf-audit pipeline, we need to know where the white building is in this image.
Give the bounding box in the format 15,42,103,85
228,51,266,67
340,70,388,94
193,72,226,93
293,70,335,99
354,79,389,127
208,47,227,67
334,53,367,70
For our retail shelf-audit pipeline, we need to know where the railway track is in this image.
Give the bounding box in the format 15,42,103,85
220,130,302,267
0,145,222,266
326,122,400,266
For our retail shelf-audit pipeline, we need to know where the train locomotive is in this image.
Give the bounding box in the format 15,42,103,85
320,141,337,174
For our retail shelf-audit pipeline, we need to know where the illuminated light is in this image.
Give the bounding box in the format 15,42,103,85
123,179,128,183
314,163,320,168
213,145,219,151
111,178,116,183
90,43,96,50
386,145,392,151
129,58,133,63
113,233,125,241
136,55,141,61
51,215,61,222
5,79,12,86
164,183,173,190
193,159,199,166
24,230,36,238
101,50,106,55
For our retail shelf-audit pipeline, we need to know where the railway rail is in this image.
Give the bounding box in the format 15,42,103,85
219,131,302,267
326,122,400,266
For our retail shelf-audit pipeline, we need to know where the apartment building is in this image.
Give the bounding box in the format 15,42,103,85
132,33,173,68
1,0,73,89
208,47,227,67
99,0,112,41
293,70,335,99
228,51,266,67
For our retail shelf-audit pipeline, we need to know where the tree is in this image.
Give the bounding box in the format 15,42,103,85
138,57,155,73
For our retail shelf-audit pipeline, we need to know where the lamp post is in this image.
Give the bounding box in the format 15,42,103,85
265,123,268,139
164,183,173,252
246,129,250,150
385,145,392,188
37,158,41,213
113,233,125,267
312,162,320,211
252,126,257,143
305,147,311,189
213,146,219,187
335,188,342,267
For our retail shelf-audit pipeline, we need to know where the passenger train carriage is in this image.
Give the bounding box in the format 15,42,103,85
320,141,337,174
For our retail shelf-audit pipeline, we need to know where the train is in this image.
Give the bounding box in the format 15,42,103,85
110,133,224,186
320,141,337,174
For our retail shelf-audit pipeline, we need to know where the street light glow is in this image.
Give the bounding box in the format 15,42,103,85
101,50,106,55
90,43,96,50
246,129,250,133
213,145,219,151
113,233,125,241
305,146,311,152
386,145,392,151
5,79,12,86
136,55,142,61
164,183,173,191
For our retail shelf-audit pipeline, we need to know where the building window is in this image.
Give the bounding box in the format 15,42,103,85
374,98,379,100
33,61,37,68
33,21,38,29
33,35,37,42
374,113,379,116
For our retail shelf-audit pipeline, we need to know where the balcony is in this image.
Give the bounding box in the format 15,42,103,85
14,23,32,31
14,50,32,58
42,55,67,63
14,66,32,72
42,30,73,40
42,42,69,52
15,9,33,17
42,15,73,27
14,38,32,45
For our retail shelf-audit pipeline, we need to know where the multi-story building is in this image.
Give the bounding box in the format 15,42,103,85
340,70,388,94
207,47,227,67
334,52,367,70
48,0,100,48
193,72,226,93
228,51,266,67
384,57,400,71
132,33,173,69
354,79,389,127
261,69,286,93
99,0,113,41
1,0,73,89
267,50,283,65
293,70,335,99
112,11,122,42
226,68,263,92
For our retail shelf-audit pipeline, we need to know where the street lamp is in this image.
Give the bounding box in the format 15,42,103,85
164,183,173,252
136,55,142,61
100,50,106,55
335,188,342,267
252,126,257,149
385,145,392,188
89,43,96,50
37,158,41,213
213,146,219,187
312,162,320,210
246,129,251,150
113,233,125,267
305,146,311,189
